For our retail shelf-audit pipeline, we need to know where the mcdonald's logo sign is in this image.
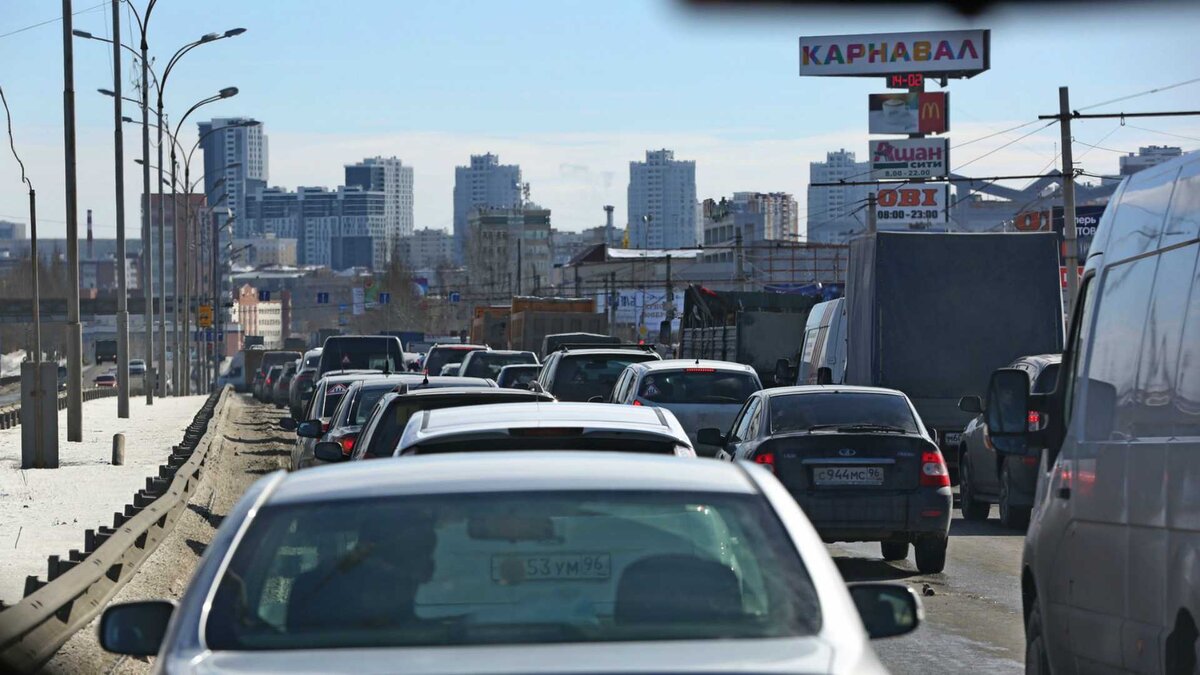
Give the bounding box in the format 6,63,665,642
917,92,949,134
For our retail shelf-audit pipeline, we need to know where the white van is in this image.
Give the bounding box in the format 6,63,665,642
985,150,1200,673
795,298,847,386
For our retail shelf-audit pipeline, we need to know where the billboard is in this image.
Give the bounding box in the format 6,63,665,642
869,138,949,179
869,92,949,134
799,30,989,78
874,185,949,227
1015,204,1107,259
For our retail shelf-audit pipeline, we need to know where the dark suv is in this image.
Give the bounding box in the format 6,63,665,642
956,353,1061,529
316,335,404,379
535,346,661,402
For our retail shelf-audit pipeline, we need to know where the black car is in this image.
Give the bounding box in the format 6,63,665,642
534,346,661,402
423,344,489,376
334,387,555,463
316,335,404,379
956,353,1061,529
496,364,541,389
458,349,538,380
700,384,952,574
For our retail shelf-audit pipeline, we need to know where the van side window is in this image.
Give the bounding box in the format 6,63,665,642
1085,257,1159,441
1175,247,1200,438
1131,244,1198,439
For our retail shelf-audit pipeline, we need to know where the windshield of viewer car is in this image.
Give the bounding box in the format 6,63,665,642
770,393,920,434
204,490,820,650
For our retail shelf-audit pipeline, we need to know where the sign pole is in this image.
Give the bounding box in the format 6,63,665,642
1058,86,1079,312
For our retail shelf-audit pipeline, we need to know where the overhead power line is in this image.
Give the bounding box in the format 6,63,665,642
0,1,108,41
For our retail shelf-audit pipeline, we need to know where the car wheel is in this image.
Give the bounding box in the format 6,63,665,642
914,537,947,574
999,463,1031,530
959,453,991,521
1025,600,1051,675
881,541,908,561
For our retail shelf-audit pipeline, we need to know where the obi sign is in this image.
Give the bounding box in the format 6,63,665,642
799,30,990,78
869,138,949,179
869,92,949,134
874,186,949,227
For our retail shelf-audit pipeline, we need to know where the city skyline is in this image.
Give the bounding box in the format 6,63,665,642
1,1,1198,239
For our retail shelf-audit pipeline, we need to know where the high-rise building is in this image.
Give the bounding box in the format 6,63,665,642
145,193,208,297
465,206,552,301
1119,145,1183,176
730,192,799,241
806,150,871,243
453,153,522,263
243,185,386,270
398,228,454,271
627,149,699,249
0,220,26,240
197,118,268,238
345,156,414,259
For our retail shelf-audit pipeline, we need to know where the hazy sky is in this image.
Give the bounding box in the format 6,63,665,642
1,0,1198,239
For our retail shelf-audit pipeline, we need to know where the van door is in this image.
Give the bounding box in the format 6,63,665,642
1062,256,1159,672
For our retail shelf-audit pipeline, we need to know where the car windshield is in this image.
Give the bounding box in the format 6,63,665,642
638,369,759,405
350,385,395,425
424,347,485,376
321,339,402,374
770,392,920,434
462,352,538,379
553,353,658,402
204,490,820,650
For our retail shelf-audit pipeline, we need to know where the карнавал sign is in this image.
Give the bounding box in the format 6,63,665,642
799,30,989,78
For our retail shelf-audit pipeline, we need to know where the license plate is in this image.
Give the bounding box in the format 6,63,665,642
491,553,611,583
943,432,962,446
813,466,885,486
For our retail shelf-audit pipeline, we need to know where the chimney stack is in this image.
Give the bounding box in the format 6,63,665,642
604,205,614,245
86,209,94,260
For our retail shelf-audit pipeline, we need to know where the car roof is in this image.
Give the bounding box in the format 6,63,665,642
468,349,533,356
498,363,540,370
630,359,757,374
430,343,488,350
316,371,395,386
554,347,659,357
267,451,758,505
766,384,909,397
405,401,687,445
1015,353,1062,368
396,386,549,399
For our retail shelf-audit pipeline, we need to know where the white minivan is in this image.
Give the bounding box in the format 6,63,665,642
795,297,847,386
984,150,1200,673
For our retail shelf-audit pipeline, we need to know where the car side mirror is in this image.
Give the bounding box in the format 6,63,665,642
986,368,1031,455
816,367,833,385
296,420,324,439
849,583,922,639
314,441,347,463
696,428,726,447
99,600,175,656
958,396,983,414
278,417,297,432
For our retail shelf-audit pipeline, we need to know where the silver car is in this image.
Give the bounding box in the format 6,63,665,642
99,453,921,673
609,359,762,457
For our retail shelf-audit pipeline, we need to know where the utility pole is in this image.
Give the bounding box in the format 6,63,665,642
1058,86,1079,311
156,112,167,397
139,10,154,405
62,0,83,441
110,0,129,418
734,229,746,291
867,192,877,234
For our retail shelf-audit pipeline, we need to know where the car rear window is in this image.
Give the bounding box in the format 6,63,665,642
424,346,486,376
552,353,659,402
462,352,538,379
204,490,820,650
408,436,684,456
499,366,539,388
637,369,759,405
304,354,321,369
319,338,402,375
769,392,920,434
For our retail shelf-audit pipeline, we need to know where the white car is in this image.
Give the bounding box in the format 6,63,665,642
99,453,920,673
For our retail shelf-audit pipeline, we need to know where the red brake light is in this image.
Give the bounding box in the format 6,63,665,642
753,451,775,473
685,368,716,373
1027,410,1041,432
920,450,950,488
632,400,642,406
339,435,357,455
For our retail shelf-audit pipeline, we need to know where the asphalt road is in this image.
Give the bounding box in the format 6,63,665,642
831,510,1028,674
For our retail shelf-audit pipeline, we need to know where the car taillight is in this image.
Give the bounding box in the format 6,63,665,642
632,400,642,406
1027,410,1041,432
921,450,950,488
753,451,775,474
339,435,356,455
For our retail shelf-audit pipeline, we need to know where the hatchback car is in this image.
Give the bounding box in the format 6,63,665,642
496,363,541,389
610,359,762,456
100,454,921,673
423,343,489,376
459,349,539,380
700,385,952,573
325,387,556,463
536,346,662,402
956,353,1061,529
396,401,696,457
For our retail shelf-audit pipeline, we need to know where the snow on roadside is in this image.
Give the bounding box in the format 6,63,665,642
0,394,210,605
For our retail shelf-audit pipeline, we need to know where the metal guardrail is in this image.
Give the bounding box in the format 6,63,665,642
0,387,118,431
0,386,230,673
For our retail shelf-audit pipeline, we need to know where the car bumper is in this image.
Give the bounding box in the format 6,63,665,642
790,486,953,543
